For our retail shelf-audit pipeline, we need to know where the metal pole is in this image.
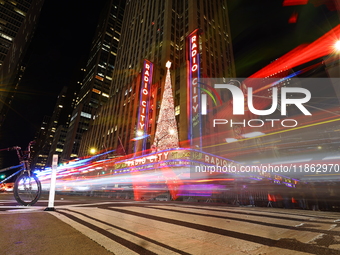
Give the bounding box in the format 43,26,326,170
45,154,58,211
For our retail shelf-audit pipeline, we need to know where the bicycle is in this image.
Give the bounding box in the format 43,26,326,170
0,141,41,206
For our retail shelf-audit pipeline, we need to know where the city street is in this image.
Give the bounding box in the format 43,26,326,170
1,1,339,254
1,193,340,254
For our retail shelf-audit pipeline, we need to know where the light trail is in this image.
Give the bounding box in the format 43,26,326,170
203,117,340,150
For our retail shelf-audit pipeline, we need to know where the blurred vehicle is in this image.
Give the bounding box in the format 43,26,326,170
154,193,170,201
0,182,14,192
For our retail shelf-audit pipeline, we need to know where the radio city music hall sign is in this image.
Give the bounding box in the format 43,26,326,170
137,60,153,133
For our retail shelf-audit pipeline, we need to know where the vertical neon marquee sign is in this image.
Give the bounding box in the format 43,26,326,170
136,59,153,152
187,29,202,148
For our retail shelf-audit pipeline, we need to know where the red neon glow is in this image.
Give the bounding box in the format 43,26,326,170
190,33,199,115
159,164,183,200
187,29,201,148
283,0,308,6
138,60,152,133
288,12,298,23
249,25,340,79
131,167,150,201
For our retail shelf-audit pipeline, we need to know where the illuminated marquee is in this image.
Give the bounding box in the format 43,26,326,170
113,148,238,171
136,60,153,149
114,149,191,170
187,29,202,148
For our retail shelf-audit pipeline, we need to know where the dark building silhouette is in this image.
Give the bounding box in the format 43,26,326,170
61,0,125,161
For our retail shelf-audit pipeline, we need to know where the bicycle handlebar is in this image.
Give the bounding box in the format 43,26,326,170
0,141,35,161
0,146,21,152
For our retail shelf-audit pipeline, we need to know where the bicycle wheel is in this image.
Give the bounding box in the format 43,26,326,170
14,173,41,206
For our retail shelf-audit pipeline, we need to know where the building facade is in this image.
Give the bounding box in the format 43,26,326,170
0,0,44,128
61,0,125,161
79,0,236,157
31,115,50,170
0,0,36,66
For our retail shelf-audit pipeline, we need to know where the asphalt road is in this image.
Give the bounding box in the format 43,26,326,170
1,192,340,254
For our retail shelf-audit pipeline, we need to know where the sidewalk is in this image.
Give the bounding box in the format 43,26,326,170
0,211,113,255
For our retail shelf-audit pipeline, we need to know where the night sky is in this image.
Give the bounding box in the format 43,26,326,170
0,0,338,167
1,0,107,166
228,0,339,77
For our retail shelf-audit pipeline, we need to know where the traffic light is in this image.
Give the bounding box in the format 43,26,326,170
0,174,5,179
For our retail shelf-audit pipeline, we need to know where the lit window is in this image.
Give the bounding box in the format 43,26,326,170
80,112,91,119
95,75,104,81
14,8,26,16
0,33,13,41
92,88,101,94
175,105,180,116
70,114,77,124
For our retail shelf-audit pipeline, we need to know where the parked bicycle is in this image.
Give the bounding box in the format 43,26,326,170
0,141,41,205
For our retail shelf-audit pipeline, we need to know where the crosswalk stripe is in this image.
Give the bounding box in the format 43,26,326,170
63,208,193,255
147,205,339,233
106,206,339,254
48,203,340,254
53,210,143,255
172,204,340,221
62,207,252,254
107,206,319,243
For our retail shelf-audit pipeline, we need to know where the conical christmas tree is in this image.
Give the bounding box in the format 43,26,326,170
153,61,179,151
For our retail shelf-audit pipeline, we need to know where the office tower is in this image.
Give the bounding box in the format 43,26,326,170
61,0,125,161
0,0,39,66
31,115,50,170
0,0,44,126
79,0,235,157
31,83,80,170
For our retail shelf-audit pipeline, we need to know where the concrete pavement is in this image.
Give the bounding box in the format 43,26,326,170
1,196,340,254
0,211,113,255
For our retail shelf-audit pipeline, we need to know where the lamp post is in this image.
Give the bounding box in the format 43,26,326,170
89,147,97,155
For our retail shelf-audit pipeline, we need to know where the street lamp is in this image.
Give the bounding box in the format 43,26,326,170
89,148,97,155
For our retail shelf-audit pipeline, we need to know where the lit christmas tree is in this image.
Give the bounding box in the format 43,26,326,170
153,61,179,151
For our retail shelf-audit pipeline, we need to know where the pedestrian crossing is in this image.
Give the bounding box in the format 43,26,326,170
48,202,340,254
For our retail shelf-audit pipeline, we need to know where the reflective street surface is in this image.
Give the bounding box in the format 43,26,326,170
1,193,340,254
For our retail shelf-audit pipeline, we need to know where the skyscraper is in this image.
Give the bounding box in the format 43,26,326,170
31,83,81,170
0,0,44,128
0,0,39,66
79,0,235,157
61,0,125,161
